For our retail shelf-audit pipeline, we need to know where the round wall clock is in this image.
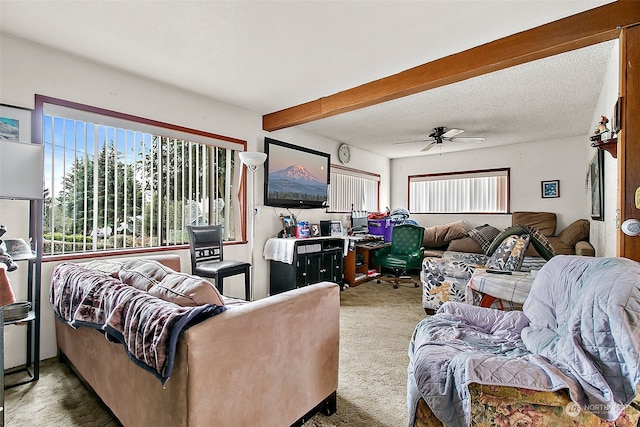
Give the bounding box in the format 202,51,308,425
338,144,351,165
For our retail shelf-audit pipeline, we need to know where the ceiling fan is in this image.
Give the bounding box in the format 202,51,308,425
395,127,486,152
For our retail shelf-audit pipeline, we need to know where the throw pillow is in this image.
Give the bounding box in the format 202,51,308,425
149,272,225,307
446,236,484,254
522,224,556,260
485,234,531,271
558,219,590,246
467,224,501,254
423,220,467,248
118,258,175,291
487,224,556,261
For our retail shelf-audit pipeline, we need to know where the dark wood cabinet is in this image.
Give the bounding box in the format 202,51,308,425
269,237,344,295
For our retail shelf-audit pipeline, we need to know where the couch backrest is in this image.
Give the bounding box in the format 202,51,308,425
512,211,556,237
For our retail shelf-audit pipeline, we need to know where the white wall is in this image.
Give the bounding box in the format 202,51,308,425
0,34,390,367
588,40,619,257
391,135,594,236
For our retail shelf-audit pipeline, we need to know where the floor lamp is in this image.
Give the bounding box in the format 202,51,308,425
239,151,267,301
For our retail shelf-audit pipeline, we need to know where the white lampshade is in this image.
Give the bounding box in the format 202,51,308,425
0,140,44,200
239,151,267,168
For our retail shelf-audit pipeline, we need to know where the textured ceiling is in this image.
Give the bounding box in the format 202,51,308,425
0,0,616,158
298,40,616,158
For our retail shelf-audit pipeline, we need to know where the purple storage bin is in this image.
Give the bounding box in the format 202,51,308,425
368,218,393,242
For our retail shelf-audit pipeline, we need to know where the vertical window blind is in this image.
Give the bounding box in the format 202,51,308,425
39,98,244,256
328,166,380,213
409,169,509,214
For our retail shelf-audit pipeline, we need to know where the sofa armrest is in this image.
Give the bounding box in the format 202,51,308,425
182,282,340,427
575,240,595,257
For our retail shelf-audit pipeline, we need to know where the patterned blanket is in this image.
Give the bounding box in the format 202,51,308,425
50,263,226,384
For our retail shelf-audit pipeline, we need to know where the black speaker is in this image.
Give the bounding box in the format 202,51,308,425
319,220,332,237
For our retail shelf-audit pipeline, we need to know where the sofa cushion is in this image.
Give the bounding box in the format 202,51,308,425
423,220,467,248
446,236,484,254
77,259,127,277
485,234,530,271
546,236,575,255
118,258,174,291
511,211,556,237
467,224,501,254
558,219,590,246
149,273,225,307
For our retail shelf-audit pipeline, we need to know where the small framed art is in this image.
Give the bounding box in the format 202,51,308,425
541,180,560,198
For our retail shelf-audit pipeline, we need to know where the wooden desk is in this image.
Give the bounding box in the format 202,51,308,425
344,241,390,287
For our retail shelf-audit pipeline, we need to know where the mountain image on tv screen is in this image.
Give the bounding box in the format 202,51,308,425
268,164,326,201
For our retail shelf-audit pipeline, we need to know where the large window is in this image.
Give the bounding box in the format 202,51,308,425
328,165,380,213
409,168,509,214
36,96,245,256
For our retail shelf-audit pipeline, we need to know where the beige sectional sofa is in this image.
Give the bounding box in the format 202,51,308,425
54,254,340,427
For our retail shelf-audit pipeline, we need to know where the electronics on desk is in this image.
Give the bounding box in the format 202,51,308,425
319,220,332,237
350,210,369,235
330,220,343,237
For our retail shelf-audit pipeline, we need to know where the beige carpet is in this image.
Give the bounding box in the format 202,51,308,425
5,279,426,427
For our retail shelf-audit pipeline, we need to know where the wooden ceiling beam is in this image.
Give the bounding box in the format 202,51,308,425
263,0,640,132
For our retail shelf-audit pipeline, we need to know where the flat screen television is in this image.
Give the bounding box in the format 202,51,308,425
263,137,330,209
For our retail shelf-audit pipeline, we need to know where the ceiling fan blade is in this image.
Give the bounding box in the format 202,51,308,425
393,138,431,146
451,137,486,143
420,142,437,152
442,128,464,138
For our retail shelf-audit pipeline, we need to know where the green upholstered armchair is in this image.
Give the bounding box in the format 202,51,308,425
372,223,425,288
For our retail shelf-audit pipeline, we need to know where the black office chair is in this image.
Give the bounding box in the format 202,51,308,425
187,225,251,301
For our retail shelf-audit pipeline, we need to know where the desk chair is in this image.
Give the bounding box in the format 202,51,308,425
371,223,424,289
187,225,251,300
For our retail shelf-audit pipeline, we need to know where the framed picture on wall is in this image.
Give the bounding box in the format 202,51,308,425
541,180,560,198
0,103,32,143
589,150,605,221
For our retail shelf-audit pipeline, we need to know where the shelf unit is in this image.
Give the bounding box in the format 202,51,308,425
2,199,42,425
4,251,41,388
591,137,618,158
